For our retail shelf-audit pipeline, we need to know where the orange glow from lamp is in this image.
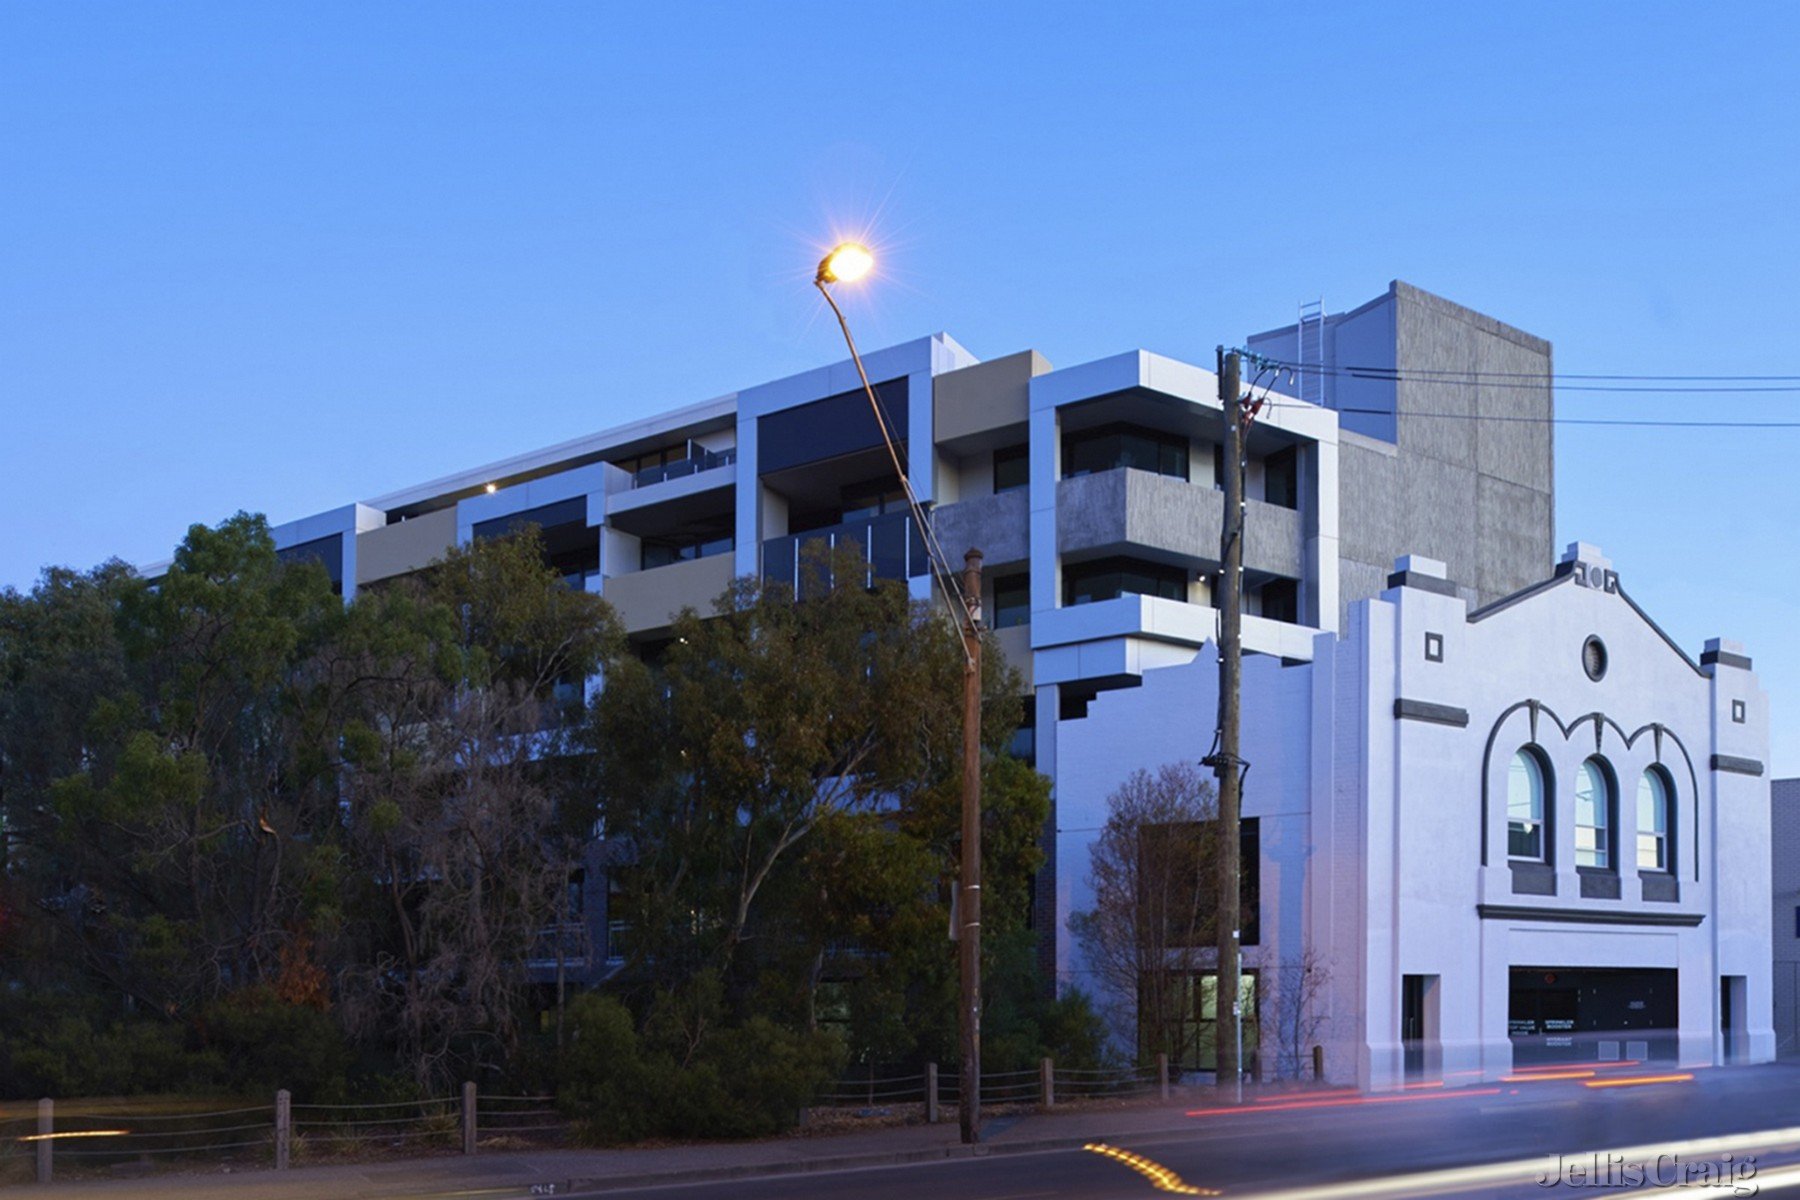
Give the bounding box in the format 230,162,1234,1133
815,242,874,285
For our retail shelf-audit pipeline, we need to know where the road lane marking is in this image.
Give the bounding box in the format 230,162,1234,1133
1084,1142,1219,1195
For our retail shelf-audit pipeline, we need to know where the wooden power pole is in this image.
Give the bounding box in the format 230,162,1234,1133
958,548,985,1143
1213,349,1244,1102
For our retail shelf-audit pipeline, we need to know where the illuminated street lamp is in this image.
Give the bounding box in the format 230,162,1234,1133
812,242,986,1145
815,241,874,286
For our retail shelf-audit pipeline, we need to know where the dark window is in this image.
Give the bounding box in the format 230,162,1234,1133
841,482,906,523
1062,423,1188,481
1258,579,1300,624
472,498,586,543
1063,557,1187,606
757,378,908,475
641,527,735,570
1007,698,1036,765
993,573,1030,628
615,443,688,476
1240,818,1260,946
278,533,344,595
993,444,1029,493
1213,443,1226,491
473,498,599,582
1138,821,1212,949
1264,447,1299,509
1793,906,1799,939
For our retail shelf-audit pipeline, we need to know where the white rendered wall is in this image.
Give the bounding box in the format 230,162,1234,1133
1052,547,1773,1088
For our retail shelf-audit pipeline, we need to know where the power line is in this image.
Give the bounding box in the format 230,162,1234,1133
1258,400,1800,429
1247,357,1800,395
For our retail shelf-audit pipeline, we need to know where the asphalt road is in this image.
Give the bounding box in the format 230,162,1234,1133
581,1064,1800,1200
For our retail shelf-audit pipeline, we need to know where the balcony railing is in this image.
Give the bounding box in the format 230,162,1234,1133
631,446,737,489
527,920,592,969
761,509,929,594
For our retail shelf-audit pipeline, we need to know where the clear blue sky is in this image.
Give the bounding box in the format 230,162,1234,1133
3,2,1796,773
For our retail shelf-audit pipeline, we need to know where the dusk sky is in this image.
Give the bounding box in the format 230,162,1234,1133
4,2,1796,773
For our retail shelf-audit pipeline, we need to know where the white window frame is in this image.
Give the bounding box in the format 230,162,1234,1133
1636,768,1672,872
1507,748,1547,862
1575,757,1613,870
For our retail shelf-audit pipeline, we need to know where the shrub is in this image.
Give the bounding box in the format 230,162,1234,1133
558,994,843,1143
1,1012,200,1098
197,989,352,1100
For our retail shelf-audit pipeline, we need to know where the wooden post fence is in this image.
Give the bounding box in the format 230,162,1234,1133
35,1098,52,1184
274,1089,291,1169
461,1081,477,1154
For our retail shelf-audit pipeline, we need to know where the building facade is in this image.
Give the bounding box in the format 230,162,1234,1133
141,280,1773,1084
1056,545,1774,1089
1771,777,1800,1057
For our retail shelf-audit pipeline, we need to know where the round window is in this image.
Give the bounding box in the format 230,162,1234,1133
1582,635,1608,681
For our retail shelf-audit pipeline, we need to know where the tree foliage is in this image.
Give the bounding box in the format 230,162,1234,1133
587,545,1090,1075
0,515,619,1097
1069,762,1218,1065
0,520,1091,1120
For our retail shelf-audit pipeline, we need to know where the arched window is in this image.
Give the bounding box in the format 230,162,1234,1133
1508,749,1547,861
1576,758,1613,870
1637,768,1673,872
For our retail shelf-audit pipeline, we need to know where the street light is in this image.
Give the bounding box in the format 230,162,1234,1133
812,242,987,1145
815,241,874,285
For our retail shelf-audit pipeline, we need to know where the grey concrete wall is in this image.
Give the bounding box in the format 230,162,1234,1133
1055,468,1302,581
1278,281,1554,623
932,487,1029,569
1773,778,1800,1057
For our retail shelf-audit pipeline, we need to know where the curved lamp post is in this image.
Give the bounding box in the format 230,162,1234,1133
813,244,986,1145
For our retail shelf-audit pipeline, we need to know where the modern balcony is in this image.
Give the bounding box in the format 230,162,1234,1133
603,552,734,634
930,488,1029,566
632,446,736,488
1056,468,1302,579
761,509,928,593
608,449,736,518
354,506,459,586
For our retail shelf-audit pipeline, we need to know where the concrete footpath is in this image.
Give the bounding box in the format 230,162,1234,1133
5,1098,1212,1199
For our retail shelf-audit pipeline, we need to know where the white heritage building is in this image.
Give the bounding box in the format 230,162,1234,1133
1054,543,1774,1089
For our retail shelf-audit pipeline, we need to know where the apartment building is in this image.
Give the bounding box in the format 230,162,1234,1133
177,280,1771,1083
